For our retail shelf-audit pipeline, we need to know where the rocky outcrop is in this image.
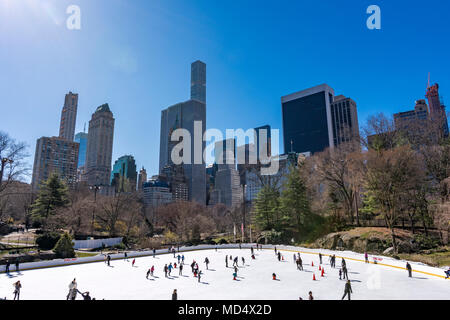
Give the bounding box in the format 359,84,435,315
313,228,419,254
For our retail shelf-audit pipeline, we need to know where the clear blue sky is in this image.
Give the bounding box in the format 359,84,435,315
1,0,449,182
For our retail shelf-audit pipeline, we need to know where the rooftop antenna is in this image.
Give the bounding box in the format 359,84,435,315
83,122,86,133
290,139,293,153
427,72,431,89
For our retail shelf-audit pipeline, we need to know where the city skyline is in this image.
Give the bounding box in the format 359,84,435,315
1,0,450,182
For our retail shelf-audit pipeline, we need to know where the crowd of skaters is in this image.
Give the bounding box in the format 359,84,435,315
3,243,443,300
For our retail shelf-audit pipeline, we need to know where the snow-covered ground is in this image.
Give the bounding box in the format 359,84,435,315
1,247,448,300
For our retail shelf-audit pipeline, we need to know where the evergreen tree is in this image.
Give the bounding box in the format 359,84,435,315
53,232,75,258
253,185,280,231
279,164,312,239
31,173,69,228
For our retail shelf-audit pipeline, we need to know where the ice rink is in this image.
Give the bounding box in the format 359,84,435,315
1,247,448,300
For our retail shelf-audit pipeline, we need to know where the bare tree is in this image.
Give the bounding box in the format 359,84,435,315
0,131,29,195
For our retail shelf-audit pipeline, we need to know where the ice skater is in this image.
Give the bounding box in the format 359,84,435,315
225,255,229,268
172,289,177,300
296,257,303,271
444,267,450,279
80,291,92,300
5,260,10,274
308,291,314,300
277,252,281,261
150,265,155,276
179,263,183,275
182,255,185,264
341,280,353,300
319,253,323,265
124,252,128,261
364,252,369,263
241,257,245,266
168,263,173,276
106,254,111,266
342,266,348,280
177,254,181,264
132,258,136,267
67,279,77,300
204,257,210,270
339,268,342,280
164,264,168,278
406,262,412,277
146,269,151,279
13,281,21,300
233,257,238,267
152,248,156,258
251,246,254,255
198,270,202,283
15,260,19,272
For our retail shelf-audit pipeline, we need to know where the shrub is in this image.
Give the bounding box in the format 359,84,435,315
218,238,228,245
53,233,75,258
36,232,62,250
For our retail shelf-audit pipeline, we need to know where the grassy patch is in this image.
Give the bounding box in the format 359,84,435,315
75,251,99,258
398,247,450,267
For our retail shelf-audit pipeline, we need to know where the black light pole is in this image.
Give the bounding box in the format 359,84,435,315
90,184,101,235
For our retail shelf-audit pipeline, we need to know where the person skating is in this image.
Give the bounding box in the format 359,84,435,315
319,253,323,265
172,289,177,300
168,263,173,276
364,252,369,263
132,258,136,267
296,258,303,271
241,257,245,266
342,266,348,280
225,255,228,268
250,246,254,255
239,243,242,250
150,265,155,277
191,261,196,273
177,254,181,264
67,278,77,300
339,268,342,280
277,251,281,261
179,263,183,276
251,254,255,260
341,280,353,300
13,281,21,300
124,251,128,261
293,254,297,263
152,248,156,258
198,270,202,283
215,245,218,252
341,258,346,269
272,273,277,280
204,257,210,270
444,267,450,279
308,291,314,300
106,254,111,266
406,262,412,277
182,255,185,264
274,247,277,255
15,259,19,272
233,256,238,267
146,269,151,279
164,264,168,278
234,265,238,276
5,260,10,274
80,291,92,300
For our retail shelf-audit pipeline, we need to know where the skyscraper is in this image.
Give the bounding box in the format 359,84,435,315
32,92,80,191
159,61,207,204
110,155,137,193
59,92,78,141
74,132,88,168
138,167,147,191
426,82,449,136
84,104,115,187
190,60,206,103
330,95,360,148
254,125,271,162
31,137,79,191
282,84,335,154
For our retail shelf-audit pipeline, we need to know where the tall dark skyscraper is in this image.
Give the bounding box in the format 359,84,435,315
281,84,359,154
59,92,78,141
159,61,206,204
190,60,206,103
281,84,334,154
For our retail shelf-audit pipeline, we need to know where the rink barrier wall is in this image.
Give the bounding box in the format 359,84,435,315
0,244,447,279
72,237,122,249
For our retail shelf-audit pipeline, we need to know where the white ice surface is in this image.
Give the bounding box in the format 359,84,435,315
0,247,448,300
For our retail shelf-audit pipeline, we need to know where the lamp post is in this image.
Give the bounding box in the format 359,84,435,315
90,184,101,235
0,157,14,189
